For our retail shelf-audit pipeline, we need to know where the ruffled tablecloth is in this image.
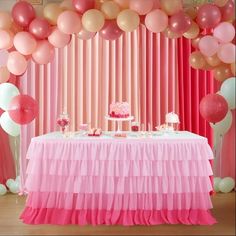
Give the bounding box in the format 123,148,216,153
20,131,217,225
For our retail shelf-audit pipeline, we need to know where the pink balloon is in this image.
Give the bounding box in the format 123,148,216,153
48,28,71,48
145,9,168,33
99,20,123,40
8,95,38,125
57,10,82,34
199,36,219,57
200,94,228,123
77,28,96,40
0,30,13,50
197,4,221,29
73,0,95,14
11,1,35,27
213,22,235,43
29,18,51,40
13,32,37,55
217,43,236,64
169,11,192,34
220,0,235,21
32,40,55,65
129,0,154,15
7,51,27,76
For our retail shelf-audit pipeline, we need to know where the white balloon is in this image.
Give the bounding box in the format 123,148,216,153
0,83,20,110
0,112,20,137
220,77,236,109
219,177,235,193
5,178,15,188
210,110,232,136
0,184,7,196
9,181,19,194
213,177,222,192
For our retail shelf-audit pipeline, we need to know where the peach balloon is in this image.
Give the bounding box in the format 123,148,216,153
57,11,82,34
145,9,168,33
0,11,12,30
48,28,71,48
129,0,154,15
183,21,199,39
0,66,10,84
184,7,197,20
114,0,130,9
163,26,182,39
160,0,182,16
32,40,55,65
43,3,63,25
189,51,207,69
0,30,13,50
101,1,120,19
77,28,96,40
217,43,236,64
82,9,105,32
13,32,37,55
205,54,221,67
7,51,27,76
213,0,228,7
117,9,140,32
60,0,76,10
191,35,202,49
213,64,233,82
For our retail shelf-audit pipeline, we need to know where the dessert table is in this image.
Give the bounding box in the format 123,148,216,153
20,131,217,225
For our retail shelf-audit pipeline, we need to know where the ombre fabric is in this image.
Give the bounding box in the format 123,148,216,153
20,132,216,225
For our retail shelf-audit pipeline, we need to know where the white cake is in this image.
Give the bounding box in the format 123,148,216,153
165,112,180,124
109,102,130,118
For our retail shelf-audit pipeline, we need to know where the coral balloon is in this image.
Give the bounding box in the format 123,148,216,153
0,11,12,30
57,11,82,34
82,9,105,32
0,30,13,50
160,0,182,16
199,36,219,57
163,27,182,39
145,9,168,33
189,51,206,69
220,0,235,21
13,32,37,55
32,40,55,65
183,21,200,39
200,94,228,123
220,77,236,109
7,51,27,76
129,0,153,15
77,28,96,40
169,11,192,34
99,20,123,40
43,3,63,25
0,66,10,84
197,4,221,29
101,1,120,19
48,28,71,48
213,22,235,43
8,95,38,125
117,9,140,32
73,0,95,14
29,18,51,40
114,0,130,9
11,1,35,27
217,43,236,64
0,112,20,137
213,64,233,82
205,54,221,67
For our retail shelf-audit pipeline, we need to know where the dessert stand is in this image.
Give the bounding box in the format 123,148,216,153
105,115,134,133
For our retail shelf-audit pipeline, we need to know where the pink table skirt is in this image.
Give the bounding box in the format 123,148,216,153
20,132,217,225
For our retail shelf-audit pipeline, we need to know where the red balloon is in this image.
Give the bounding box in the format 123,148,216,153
200,94,228,124
169,11,192,34
29,18,52,40
99,20,123,40
72,0,95,14
12,1,36,27
197,4,221,29
220,0,235,21
8,95,38,125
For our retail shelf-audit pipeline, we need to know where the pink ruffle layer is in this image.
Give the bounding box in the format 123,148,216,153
20,207,217,225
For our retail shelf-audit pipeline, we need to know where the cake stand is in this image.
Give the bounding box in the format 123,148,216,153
105,115,134,133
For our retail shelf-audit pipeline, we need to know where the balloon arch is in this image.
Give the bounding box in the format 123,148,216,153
0,0,235,136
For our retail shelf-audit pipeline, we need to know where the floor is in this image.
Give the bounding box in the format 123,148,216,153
0,192,235,235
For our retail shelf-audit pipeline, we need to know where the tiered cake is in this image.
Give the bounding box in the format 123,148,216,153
109,102,130,118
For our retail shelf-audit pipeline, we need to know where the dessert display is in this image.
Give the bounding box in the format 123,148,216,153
57,112,70,134
131,121,139,131
79,123,88,131
109,102,130,118
165,112,180,124
88,128,102,136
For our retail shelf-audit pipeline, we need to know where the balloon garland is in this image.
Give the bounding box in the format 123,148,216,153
0,0,235,137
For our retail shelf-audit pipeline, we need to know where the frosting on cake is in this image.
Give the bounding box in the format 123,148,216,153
165,112,180,123
109,102,130,118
